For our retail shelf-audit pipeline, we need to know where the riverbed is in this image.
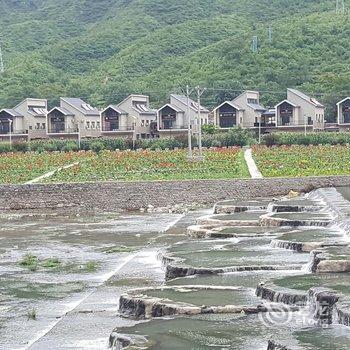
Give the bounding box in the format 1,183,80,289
1,188,350,349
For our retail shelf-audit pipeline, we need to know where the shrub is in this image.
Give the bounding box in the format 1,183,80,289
222,126,255,147
202,134,222,147
202,124,218,135
136,137,184,150
12,141,29,152
0,142,12,153
80,138,129,151
263,133,279,147
62,141,79,152
88,140,106,153
261,132,350,146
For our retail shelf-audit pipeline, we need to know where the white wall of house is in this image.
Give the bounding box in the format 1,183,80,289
60,99,100,137
100,107,131,132
157,108,186,130
213,105,244,128
13,117,24,132
233,91,262,127
169,95,209,127
117,95,157,134
14,98,47,133
275,102,300,126
287,90,325,129
337,98,350,124
119,95,145,127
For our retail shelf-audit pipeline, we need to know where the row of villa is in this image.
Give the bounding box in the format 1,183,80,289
1,89,350,141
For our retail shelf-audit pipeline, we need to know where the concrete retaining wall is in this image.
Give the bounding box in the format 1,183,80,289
0,176,349,212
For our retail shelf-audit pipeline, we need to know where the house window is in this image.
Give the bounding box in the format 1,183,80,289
91,122,95,129
42,123,46,129
29,126,33,130
86,121,90,129
36,123,40,130
96,122,100,129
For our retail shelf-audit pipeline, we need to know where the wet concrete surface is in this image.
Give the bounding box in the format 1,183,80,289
0,209,210,350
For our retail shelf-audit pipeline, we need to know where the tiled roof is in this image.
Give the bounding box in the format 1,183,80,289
288,89,324,108
48,106,75,116
213,101,244,112
105,105,127,115
1,109,24,117
158,103,184,113
247,103,266,112
171,94,210,113
62,98,99,116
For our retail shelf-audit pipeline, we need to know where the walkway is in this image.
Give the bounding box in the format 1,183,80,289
244,148,263,179
25,162,79,185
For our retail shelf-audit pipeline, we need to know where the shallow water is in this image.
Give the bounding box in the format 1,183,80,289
278,228,344,243
112,313,350,350
211,211,266,221
2,187,350,350
0,210,187,350
144,286,260,307
272,273,350,297
270,212,332,221
168,270,304,289
167,237,309,268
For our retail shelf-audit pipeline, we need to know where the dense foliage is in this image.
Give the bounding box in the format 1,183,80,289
0,1,349,120
0,127,254,153
253,145,350,177
262,132,350,146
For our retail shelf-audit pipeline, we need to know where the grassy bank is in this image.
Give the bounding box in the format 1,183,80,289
0,148,249,184
253,145,350,177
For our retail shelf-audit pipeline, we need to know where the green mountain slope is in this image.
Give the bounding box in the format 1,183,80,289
0,0,348,120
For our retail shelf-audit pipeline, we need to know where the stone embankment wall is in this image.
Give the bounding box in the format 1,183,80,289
1,176,350,212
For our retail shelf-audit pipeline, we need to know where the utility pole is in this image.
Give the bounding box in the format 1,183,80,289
8,119,12,148
186,85,193,159
195,86,206,159
0,43,4,74
336,0,345,13
252,36,258,53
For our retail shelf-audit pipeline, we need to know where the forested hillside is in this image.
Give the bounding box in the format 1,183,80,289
0,0,349,120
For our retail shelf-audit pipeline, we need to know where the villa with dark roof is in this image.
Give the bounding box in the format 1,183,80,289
0,98,48,140
117,95,157,139
47,98,100,138
213,91,266,129
157,94,209,137
337,97,350,130
275,89,325,130
100,105,132,137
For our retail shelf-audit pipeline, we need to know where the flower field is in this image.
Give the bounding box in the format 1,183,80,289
43,148,249,183
253,145,350,177
0,152,86,184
